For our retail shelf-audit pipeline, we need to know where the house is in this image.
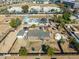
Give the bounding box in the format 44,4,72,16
33,0,62,4
17,29,50,40
27,29,50,40
43,7,61,13
16,29,28,39
7,7,23,13
29,6,41,13
73,2,79,8
29,6,62,14
49,0,61,3
33,0,49,4
74,13,79,19
63,0,75,2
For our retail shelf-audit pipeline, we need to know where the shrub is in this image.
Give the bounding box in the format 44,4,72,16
31,24,36,28
19,47,28,56
41,44,49,53
9,18,21,28
47,47,55,56
22,5,29,13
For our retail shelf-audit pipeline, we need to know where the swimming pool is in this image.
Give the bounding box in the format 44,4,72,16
23,16,48,25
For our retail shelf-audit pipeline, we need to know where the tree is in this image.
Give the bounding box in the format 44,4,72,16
19,47,28,56
62,12,71,23
9,18,17,28
69,36,75,44
9,18,21,28
41,44,49,53
16,18,21,26
47,47,55,56
74,42,79,51
22,5,29,13
60,37,65,44
63,12,71,20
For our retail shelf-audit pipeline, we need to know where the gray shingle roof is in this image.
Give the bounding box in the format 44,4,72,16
74,2,79,8
28,29,50,39
17,29,25,36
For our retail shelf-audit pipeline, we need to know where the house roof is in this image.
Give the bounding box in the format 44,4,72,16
74,2,79,8
28,29,50,39
17,29,25,36
35,0,48,2
7,7,23,13
63,0,75,2
39,18,47,23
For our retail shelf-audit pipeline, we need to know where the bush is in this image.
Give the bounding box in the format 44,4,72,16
19,47,28,56
74,42,79,50
22,5,29,13
9,18,21,28
47,47,55,56
41,44,55,56
60,37,65,44
62,12,71,23
41,45,49,53
31,24,36,28
16,18,21,26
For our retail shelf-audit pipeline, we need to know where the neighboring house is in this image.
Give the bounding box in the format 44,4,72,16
33,0,62,4
63,0,76,8
49,0,61,3
7,7,23,13
73,2,79,8
43,7,62,13
29,6,62,13
74,13,79,19
0,0,62,4
63,0,75,2
33,0,49,4
0,0,28,4
29,6,41,13
0,0,5,3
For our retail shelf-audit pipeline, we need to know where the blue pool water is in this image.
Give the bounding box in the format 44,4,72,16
23,16,47,24
23,16,30,23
